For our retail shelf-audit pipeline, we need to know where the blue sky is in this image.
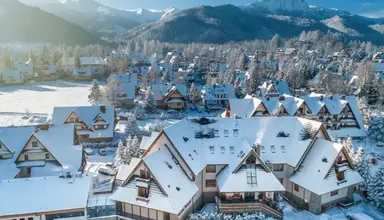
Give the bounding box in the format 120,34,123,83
95,0,384,17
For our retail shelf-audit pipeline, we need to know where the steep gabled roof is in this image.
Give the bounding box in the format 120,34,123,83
289,139,363,195
52,105,115,139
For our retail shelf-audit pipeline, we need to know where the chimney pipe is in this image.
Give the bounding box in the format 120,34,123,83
100,105,106,113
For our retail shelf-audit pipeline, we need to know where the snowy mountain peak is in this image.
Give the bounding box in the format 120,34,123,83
247,0,310,12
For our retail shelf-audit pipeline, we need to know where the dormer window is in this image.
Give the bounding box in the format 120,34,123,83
271,145,275,153
229,146,234,154
233,129,239,137
220,146,225,154
214,129,219,137
138,187,149,198
224,130,229,137
209,146,215,154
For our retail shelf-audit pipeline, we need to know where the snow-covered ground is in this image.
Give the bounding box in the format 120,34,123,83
284,194,384,220
0,80,105,126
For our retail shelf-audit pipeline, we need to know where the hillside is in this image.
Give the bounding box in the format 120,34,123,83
118,5,329,44
119,3,384,45
21,0,177,39
0,0,103,45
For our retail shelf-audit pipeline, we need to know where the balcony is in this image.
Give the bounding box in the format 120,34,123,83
216,197,283,219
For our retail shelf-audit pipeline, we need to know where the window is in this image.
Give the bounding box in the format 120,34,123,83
331,190,338,196
45,153,50,160
294,184,299,192
75,118,79,122
205,179,216,187
32,141,38,148
138,187,149,198
273,164,284,172
206,165,216,173
233,129,239,137
24,155,29,161
224,130,229,137
28,218,33,220
230,146,234,154
220,146,225,154
209,146,214,154
336,171,345,181
70,118,74,122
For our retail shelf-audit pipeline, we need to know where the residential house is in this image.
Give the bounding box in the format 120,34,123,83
203,84,236,109
15,61,34,79
0,176,91,220
112,117,362,219
372,52,384,63
2,70,23,84
108,73,138,108
223,95,365,140
73,67,93,80
206,63,228,85
333,50,351,60
152,83,187,110
80,57,105,76
258,81,291,98
0,124,83,180
52,105,115,143
38,65,57,79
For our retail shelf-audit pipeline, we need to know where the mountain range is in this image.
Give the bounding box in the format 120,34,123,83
4,0,384,45
0,0,104,45
20,0,178,39
118,0,384,44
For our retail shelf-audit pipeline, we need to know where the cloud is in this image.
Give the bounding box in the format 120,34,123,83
360,10,384,18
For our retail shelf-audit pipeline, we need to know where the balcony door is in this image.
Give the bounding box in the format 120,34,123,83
245,192,255,202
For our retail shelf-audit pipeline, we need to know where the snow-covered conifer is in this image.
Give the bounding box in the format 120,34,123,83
88,79,103,104
368,164,384,210
143,87,157,113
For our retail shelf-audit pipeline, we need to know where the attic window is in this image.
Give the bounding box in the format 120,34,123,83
271,145,276,153
224,130,229,137
209,146,214,154
281,146,285,153
229,146,234,154
233,129,239,137
261,146,265,151
214,129,219,137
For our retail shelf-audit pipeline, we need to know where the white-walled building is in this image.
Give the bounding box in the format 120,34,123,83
112,117,363,219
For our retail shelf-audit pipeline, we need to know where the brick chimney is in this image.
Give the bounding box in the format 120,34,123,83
255,143,261,156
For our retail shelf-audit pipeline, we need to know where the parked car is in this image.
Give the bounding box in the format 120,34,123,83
84,148,94,155
376,142,384,147
98,148,107,156
98,166,115,176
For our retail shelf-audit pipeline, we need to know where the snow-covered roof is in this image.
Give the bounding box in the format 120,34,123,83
262,95,304,115
204,84,236,101
152,83,187,101
0,176,91,217
2,70,22,81
119,83,136,100
163,117,324,174
110,73,138,85
128,66,150,75
52,105,115,139
80,57,105,66
259,81,291,97
139,132,160,151
226,98,262,118
289,139,363,195
116,158,140,181
112,146,198,214
30,124,82,170
0,124,81,180
14,61,33,75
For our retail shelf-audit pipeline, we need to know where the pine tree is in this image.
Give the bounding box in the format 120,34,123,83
115,140,125,167
368,114,384,142
355,150,371,190
234,77,243,98
143,87,157,113
368,164,384,210
131,136,140,158
74,54,81,68
122,136,133,165
89,79,103,104
124,114,140,137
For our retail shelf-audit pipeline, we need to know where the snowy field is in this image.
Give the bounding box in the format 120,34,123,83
0,80,104,126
